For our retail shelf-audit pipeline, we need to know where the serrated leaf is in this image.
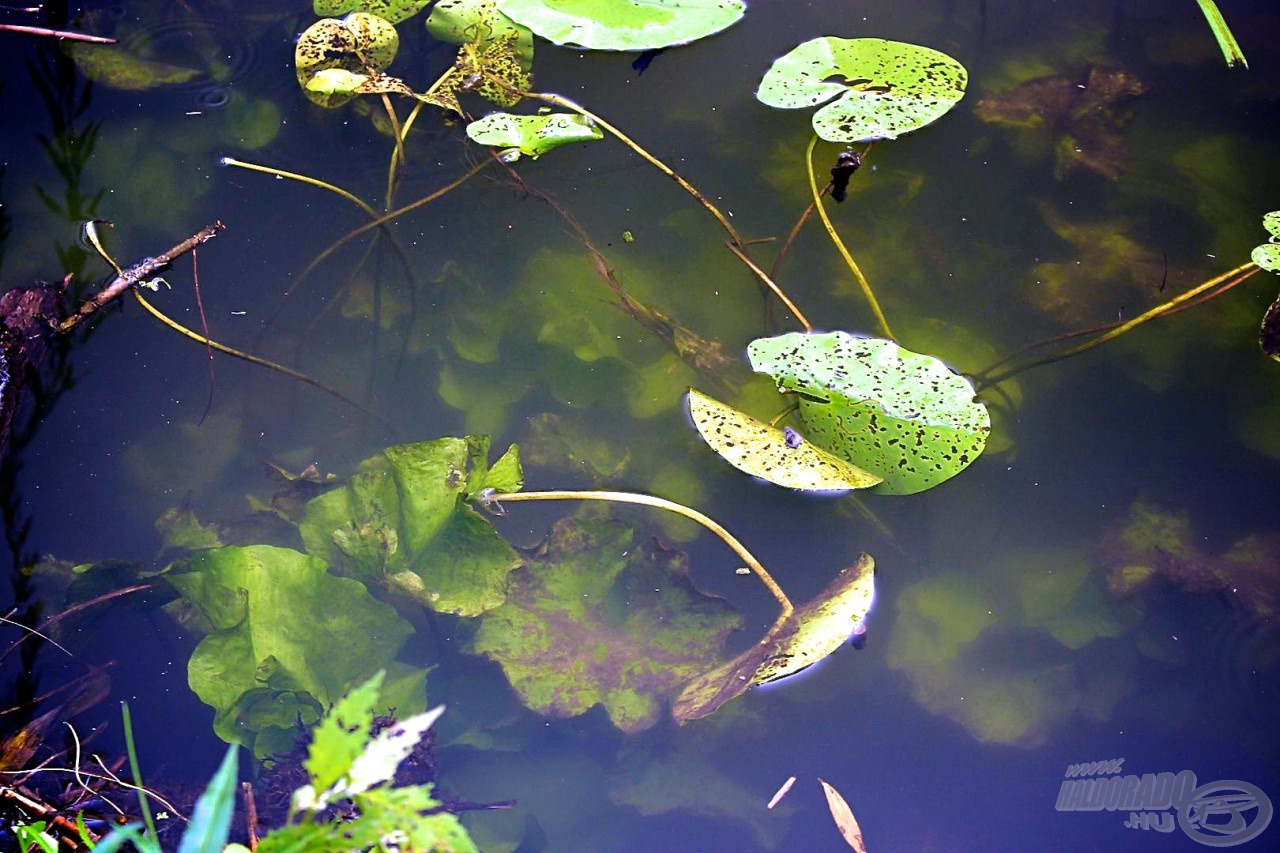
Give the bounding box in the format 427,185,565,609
303,671,385,804
757,37,967,142
346,705,445,794
688,388,881,491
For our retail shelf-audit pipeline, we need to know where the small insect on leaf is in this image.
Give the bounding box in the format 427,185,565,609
819,778,868,852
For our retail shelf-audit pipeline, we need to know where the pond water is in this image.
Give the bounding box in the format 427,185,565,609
2,0,1279,850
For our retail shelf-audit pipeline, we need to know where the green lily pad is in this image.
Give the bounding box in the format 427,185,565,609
304,68,417,98
687,388,881,491
469,515,743,733
315,0,434,24
167,545,417,757
748,332,990,495
295,13,401,108
756,37,968,142
427,0,533,65
299,437,522,616
466,112,603,159
1253,211,1280,273
496,0,744,51
673,554,875,722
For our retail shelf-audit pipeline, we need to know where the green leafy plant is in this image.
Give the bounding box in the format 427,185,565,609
465,111,603,159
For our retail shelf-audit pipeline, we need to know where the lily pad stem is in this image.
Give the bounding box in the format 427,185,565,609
483,490,794,617
805,135,894,340
219,157,379,219
978,261,1259,388
485,78,813,332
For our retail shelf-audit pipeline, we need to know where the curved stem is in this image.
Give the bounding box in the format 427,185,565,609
289,160,491,297
220,157,378,219
805,135,894,340
724,242,812,332
484,489,794,617
380,94,407,209
130,290,397,434
979,262,1260,388
387,100,427,208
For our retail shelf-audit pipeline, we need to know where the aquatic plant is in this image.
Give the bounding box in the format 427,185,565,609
496,0,746,50
1253,210,1280,360
1194,0,1247,68
465,111,603,159
756,37,968,143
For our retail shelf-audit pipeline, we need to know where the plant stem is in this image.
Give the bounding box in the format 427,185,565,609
380,94,407,209
120,702,158,841
1194,0,1247,68
0,23,114,43
483,490,794,617
978,261,1260,388
219,158,378,219
490,80,813,331
724,241,812,332
386,100,426,208
130,289,397,434
806,135,894,340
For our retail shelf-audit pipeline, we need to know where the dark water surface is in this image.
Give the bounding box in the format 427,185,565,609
3,0,1280,850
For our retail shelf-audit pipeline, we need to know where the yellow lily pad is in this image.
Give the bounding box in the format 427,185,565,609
687,388,881,491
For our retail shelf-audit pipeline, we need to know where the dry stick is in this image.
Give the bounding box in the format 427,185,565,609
483,490,794,617
242,782,261,852
978,262,1260,389
129,289,397,433
805,135,894,340
58,222,225,333
494,81,813,333
0,23,114,43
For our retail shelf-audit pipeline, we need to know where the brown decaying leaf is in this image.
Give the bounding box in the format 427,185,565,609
1261,293,1280,361
819,778,868,853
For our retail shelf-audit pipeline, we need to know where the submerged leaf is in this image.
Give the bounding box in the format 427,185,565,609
819,779,868,853
757,37,967,142
66,43,201,91
168,545,415,756
497,0,745,51
295,13,400,107
466,111,603,159
749,332,989,495
299,437,522,616
674,554,875,722
470,515,743,733
687,388,881,491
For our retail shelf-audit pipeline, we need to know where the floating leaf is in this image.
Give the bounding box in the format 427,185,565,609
496,0,744,51
167,545,416,757
424,1,534,110
748,332,990,495
299,437,522,616
470,515,743,733
304,67,417,98
674,554,875,722
757,37,967,142
427,0,533,67
687,388,881,491
295,13,400,108
315,0,434,24
1253,211,1280,273
819,779,867,853
466,111,603,159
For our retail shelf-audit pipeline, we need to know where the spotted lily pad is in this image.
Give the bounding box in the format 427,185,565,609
295,13,401,108
299,437,522,616
1253,212,1280,360
466,112,603,159
315,0,435,24
673,554,875,721
305,68,417,98
748,332,990,495
469,515,743,733
496,0,744,51
687,388,881,491
756,37,967,142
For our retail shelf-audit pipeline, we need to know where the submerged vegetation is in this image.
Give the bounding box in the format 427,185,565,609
2,0,1277,849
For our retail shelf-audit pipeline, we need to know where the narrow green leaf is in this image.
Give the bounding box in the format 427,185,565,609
177,746,239,853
